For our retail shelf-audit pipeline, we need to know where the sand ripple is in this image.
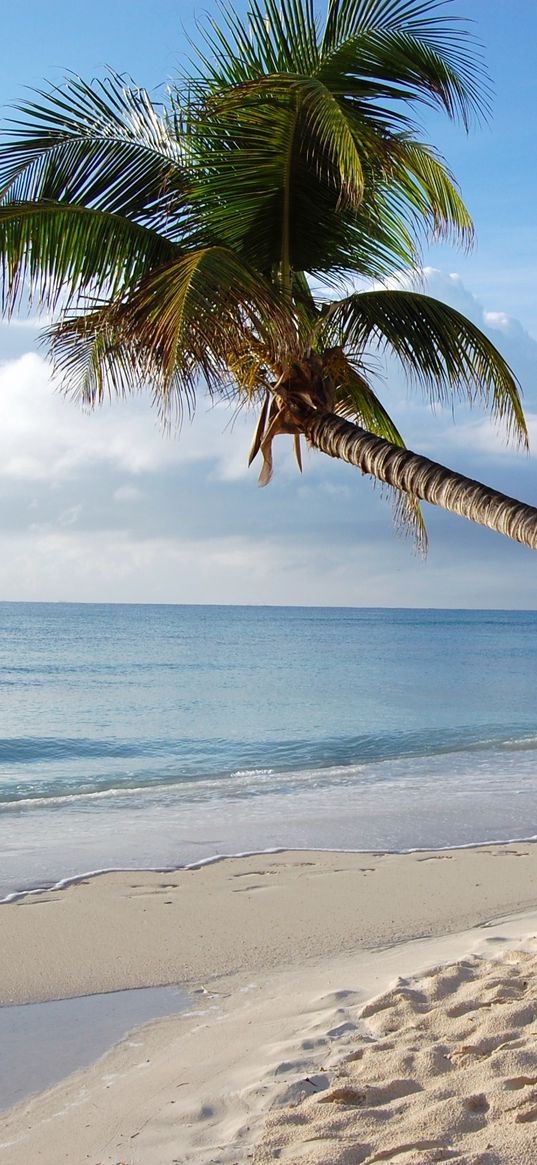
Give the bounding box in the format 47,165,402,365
254,946,537,1164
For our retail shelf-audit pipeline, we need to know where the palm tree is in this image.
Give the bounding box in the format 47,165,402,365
1,0,536,549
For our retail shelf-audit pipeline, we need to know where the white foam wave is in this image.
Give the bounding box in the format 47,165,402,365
2,737,537,812
0,848,287,904
0,784,171,810
231,768,274,777
4,838,537,907
499,736,537,749
0,762,369,811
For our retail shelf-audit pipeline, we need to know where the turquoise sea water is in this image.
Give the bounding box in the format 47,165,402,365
1,603,537,898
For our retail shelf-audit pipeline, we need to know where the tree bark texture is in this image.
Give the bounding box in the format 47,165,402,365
306,411,537,549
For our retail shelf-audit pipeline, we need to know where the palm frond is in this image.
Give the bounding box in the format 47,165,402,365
248,392,272,466
0,73,189,227
321,0,488,128
387,139,474,246
44,310,149,406
209,74,366,210
0,200,178,313
322,345,405,443
192,70,472,280
48,246,291,409
329,289,528,446
323,0,450,46
193,0,320,85
388,483,428,551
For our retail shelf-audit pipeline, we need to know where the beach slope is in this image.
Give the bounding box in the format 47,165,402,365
2,845,537,1163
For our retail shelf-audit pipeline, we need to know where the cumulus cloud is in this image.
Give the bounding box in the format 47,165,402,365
439,413,537,460
0,352,255,483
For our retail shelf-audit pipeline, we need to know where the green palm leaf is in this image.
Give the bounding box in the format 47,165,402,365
324,347,405,443
192,95,471,279
323,0,452,46
328,289,528,446
48,246,292,408
45,311,149,407
387,140,474,245
0,200,178,312
0,73,189,227
321,0,488,127
194,0,320,83
211,74,366,210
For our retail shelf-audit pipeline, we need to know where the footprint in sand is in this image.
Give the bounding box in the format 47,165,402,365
253,943,537,1165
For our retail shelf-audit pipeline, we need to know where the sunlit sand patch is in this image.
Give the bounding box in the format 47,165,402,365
253,944,537,1164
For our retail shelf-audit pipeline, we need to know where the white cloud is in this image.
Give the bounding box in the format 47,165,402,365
361,268,537,464
57,505,83,528
0,521,534,608
113,485,145,503
0,529,294,604
483,311,518,335
2,268,535,491
0,318,42,331
439,413,537,459
0,353,255,483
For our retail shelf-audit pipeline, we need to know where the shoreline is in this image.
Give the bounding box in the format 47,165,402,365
3,843,537,1163
3,830,537,906
4,843,537,1004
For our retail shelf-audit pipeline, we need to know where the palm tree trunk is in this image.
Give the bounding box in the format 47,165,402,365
305,410,537,549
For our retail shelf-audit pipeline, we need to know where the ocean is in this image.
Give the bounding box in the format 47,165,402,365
1,602,537,900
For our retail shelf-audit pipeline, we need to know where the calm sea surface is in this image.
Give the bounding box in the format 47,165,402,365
1,603,537,898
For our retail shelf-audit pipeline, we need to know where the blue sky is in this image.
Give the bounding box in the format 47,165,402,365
1,1,537,606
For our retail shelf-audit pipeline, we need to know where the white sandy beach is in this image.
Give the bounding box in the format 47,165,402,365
3,845,537,1163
